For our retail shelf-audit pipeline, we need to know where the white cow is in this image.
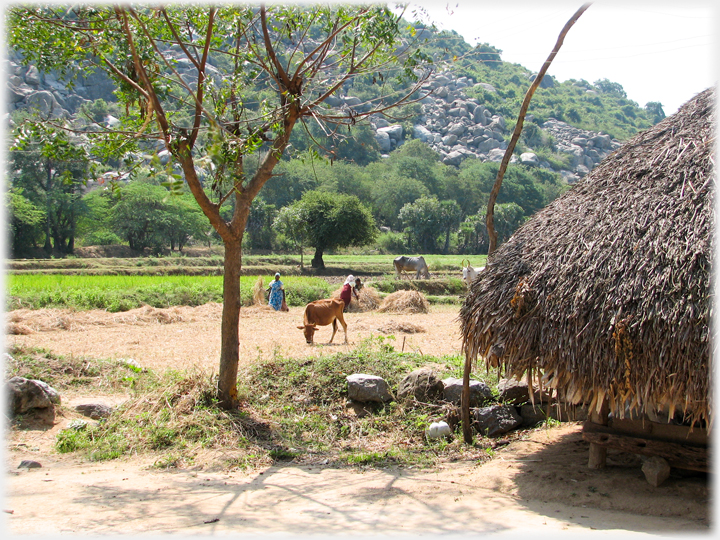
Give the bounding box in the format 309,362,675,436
461,259,485,288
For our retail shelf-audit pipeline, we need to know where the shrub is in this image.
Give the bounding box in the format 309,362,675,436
374,231,406,254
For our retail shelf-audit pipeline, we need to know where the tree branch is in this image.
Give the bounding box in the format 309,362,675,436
485,2,592,257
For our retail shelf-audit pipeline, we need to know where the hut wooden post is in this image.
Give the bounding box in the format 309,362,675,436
588,397,609,469
461,351,473,444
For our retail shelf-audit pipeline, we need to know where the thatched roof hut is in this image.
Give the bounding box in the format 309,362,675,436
459,88,715,426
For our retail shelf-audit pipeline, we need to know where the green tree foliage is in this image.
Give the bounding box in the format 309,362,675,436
110,183,169,253
245,197,277,251
297,190,377,268
76,189,118,246
645,101,666,123
110,184,205,254
10,121,91,254
594,78,627,98
7,188,45,256
398,196,442,253
368,171,429,228
273,204,311,267
459,202,527,254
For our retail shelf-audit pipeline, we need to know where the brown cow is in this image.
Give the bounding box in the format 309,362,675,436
297,298,348,344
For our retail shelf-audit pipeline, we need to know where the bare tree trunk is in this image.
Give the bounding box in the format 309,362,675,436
486,3,591,257
217,237,242,409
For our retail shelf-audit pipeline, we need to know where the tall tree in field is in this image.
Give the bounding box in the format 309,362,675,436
10,123,91,255
296,190,377,269
9,5,432,408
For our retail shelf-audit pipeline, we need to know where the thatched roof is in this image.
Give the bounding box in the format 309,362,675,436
459,88,715,425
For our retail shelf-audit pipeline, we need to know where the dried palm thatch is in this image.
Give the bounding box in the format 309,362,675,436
378,290,430,314
460,88,715,427
331,285,381,312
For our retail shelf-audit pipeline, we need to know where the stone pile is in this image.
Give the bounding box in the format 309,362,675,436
346,368,588,439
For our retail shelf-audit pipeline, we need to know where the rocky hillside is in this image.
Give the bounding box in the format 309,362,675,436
6,43,629,185
370,70,622,183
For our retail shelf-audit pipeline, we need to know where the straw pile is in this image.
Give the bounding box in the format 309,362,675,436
378,290,430,314
7,322,33,335
332,285,382,312
377,321,426,334
252,276,266,305
460,88,715,426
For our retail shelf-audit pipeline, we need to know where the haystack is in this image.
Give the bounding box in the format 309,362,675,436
252,276,265,305
459,88,715,427
378,290,430,314
331,285,382,312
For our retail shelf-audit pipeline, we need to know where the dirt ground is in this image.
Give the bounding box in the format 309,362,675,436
4,304,712,536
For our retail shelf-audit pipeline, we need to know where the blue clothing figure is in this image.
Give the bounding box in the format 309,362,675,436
267,273,285,311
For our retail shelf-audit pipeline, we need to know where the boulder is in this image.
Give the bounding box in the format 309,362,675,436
378,124,403,141
26,90,58,116
486,148,507,162
447,123,466,137
642,456,671,487
25,65,41,86
397,368,444,403
519,403,589,426
442,377,493,406
497,378,551,406
520,152,539,166
375,130,391,153
442,150,464,166
473,405,522,437
529,73,554,88
75,403,114,420
7,377,61,415
342,96,362,107
441,134,458,146
590,134,612,149
323,95,343,107
413,125,433,143
475,82,497,93
346,374,393,403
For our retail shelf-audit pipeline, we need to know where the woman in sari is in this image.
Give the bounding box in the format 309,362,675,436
267,272,286,311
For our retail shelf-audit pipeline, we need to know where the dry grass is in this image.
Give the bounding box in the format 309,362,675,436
378,290,430,314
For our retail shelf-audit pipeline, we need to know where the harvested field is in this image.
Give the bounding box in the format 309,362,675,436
7,303,463,372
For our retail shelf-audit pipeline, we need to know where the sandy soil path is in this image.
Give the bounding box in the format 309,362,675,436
6,423,709,536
